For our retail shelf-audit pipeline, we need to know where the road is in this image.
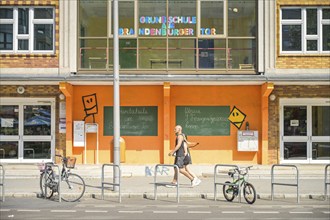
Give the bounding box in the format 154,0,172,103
1,197,329,220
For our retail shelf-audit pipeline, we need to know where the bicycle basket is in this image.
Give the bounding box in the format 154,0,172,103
64,157,76,169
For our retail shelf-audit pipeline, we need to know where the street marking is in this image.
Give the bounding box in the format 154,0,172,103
85,210,108,213
51,210,77,213
253,211,279,214
153,211,178,214
188,211,212,214
118,211,143,213
289,211,313,214
222,211,245,214
17,209,40,212
323,211,330,214
0,209,11,212
95,205,116,208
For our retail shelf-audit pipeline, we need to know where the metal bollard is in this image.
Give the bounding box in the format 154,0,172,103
214,164,241,202
101,164,121,203
0,164,4,202
44,163,61,202
271,164,299,203
325,164,330,201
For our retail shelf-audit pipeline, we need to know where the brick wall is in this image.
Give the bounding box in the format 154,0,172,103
0,85,66,156
276,0,330,69
268,85,330,164
0,0,59,68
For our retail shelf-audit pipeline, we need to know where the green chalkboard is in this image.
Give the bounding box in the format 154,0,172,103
176,106,230,136
104,106,158,136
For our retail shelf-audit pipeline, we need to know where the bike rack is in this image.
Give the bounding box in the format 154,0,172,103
0,164,4,202
101,164,121,203
44,163,61,202
324,164,330,201
154,164,180,203
214,164,242,202
271,164,299,203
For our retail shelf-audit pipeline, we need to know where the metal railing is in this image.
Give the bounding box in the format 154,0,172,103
154,164,179,203
44,163,61,202
325,164,330,201
101,164,121,203
214,164,241,202
0,164,4,202
271,164,299,203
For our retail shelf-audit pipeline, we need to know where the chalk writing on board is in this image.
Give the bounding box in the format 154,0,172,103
176,106,230,136
104,106,158,136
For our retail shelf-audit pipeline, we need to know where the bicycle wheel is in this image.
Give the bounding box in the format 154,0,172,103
243,182,256,204
60,173,85,202
39,171,54,199
223,181,236,202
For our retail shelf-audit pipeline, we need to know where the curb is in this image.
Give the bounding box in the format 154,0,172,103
4,192,327,201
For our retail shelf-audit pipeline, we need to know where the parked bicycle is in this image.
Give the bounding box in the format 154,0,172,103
223,165,256,204
39,155,85,202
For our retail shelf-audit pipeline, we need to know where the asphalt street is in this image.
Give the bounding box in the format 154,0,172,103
1,197,329,220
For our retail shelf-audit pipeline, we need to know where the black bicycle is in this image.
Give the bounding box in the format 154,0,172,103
223,166,256,204
39,155,85,202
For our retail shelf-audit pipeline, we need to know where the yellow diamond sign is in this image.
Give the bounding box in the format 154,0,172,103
228,106,246,129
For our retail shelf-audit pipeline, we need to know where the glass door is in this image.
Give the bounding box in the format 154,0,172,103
0,98,55,163
280,98,330,164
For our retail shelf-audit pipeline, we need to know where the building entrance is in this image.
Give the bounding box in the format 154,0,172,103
0,98,55,163
280,98,330,164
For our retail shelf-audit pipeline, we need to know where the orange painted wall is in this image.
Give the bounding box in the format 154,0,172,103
170,85,262,164
71,85,164,163
69,84,262,164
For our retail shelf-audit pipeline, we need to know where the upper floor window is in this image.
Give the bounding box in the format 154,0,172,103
280,7,330,54
0,7,55,54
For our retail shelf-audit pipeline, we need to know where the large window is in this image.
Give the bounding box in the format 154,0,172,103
280,7,330,54
78,0,257,72
0,7,55,53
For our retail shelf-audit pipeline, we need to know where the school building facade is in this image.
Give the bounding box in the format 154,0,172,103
0,0,329,165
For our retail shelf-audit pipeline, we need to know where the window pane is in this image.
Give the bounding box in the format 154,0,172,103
312,106,330,136
228,39,256,69
80,39,107,69
228,0,256,37
322,8,330,19
201,1,224,36
307,40,317,51
34,8,53,19
18,39,29,50
282,9,301,19
168,0,196,37
198,39,226,69
79,0,107,37
0,8,13,19
0,24,13,50
34,24,53,50
282,25,301,51
24,142,51,159
0,105,18,135
119,1,135,36
24,105,51,136
284,142,307,160
138,0,166,37
168,39,195,69
307,9,317,35
312,142,330,160
18,8,29,34
0,142,18,159
120,39,136,69
323,24,330,51
284,106,307,136
139,39,166,69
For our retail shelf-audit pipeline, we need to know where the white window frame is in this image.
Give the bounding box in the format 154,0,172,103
280,7,330,54
0,6,55,54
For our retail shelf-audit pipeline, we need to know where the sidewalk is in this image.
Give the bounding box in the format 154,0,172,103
1,163,329,200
